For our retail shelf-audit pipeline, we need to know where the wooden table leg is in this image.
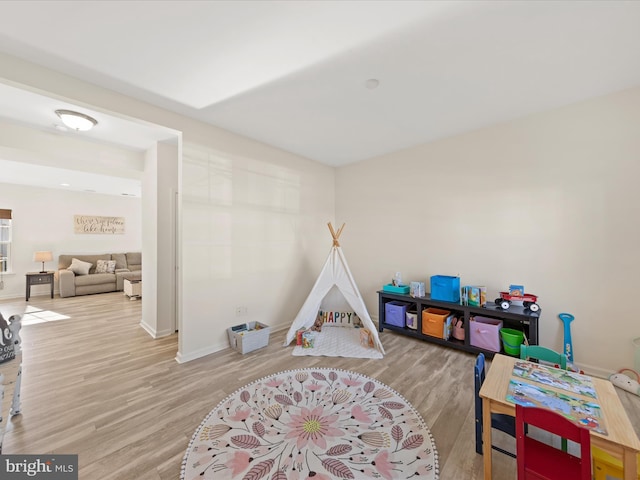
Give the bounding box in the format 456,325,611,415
623,448,638,480
482,397,493,479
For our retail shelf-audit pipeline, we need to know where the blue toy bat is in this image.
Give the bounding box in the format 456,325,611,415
558,313,575,363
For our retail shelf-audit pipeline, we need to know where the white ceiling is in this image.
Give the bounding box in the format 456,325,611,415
1,0,640,176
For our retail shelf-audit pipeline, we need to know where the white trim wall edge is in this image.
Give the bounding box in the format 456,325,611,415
175,342,228,364
175,323,292,364
139,320,174,339
0,293,24,301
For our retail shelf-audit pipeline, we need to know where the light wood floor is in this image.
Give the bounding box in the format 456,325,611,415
1,292,638,479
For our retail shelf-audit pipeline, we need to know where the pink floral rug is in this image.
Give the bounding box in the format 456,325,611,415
181,368,438,480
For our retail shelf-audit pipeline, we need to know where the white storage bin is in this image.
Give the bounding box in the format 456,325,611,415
405,310,418,330
227,321,270,354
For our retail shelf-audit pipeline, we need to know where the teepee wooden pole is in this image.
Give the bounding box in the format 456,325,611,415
327,222,345,247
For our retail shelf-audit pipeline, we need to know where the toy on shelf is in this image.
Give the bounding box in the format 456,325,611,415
494,285,540,312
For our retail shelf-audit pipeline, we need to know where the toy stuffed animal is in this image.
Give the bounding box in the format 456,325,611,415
311,314,323,332
609,372,640,396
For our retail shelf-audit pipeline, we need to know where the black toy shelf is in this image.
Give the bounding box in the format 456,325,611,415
377,290,539,358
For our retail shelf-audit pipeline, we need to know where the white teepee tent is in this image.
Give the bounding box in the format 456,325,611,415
284,223,385,354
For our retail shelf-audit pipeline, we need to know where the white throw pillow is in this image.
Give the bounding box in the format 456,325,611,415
95,259,116,274
67,258,92,276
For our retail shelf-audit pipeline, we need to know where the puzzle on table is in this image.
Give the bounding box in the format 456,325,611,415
512,360,597,398
506,379,606,434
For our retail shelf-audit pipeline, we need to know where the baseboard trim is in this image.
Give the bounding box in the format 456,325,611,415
576,362,615,380
175,342,227,363
0,292,24,301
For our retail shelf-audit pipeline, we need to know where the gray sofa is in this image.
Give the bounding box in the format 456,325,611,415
58,252,141,298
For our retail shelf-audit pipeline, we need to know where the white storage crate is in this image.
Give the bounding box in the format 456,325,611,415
405,310,418,330
227,321,271,354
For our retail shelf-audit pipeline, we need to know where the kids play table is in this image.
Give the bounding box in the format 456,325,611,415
479,354,640,480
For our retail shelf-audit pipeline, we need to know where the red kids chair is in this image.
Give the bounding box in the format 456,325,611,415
515,404,591,479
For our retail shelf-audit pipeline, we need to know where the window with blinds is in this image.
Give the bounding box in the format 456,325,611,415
0,209,12,273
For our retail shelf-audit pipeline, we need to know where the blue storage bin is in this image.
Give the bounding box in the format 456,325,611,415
430,275,461,303
385,301,409,327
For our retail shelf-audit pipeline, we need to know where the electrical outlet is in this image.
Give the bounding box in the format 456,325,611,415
235,306,248,316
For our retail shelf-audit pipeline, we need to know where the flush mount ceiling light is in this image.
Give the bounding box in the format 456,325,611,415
55,109,98,131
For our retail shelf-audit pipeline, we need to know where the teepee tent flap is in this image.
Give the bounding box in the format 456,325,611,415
284,224,384,354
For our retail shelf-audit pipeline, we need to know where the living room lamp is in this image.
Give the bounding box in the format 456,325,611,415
34,251,53,273
55,109,98,131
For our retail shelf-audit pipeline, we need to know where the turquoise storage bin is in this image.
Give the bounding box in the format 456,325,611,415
383,283,410,294
430,275,461,303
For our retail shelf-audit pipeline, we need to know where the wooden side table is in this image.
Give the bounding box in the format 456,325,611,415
25,271,54,301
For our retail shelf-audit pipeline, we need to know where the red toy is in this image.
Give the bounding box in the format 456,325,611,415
495,291,540,312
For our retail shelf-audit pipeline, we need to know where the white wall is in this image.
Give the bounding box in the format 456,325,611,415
177,142,335,361
336,86,640,376
0,182,141,299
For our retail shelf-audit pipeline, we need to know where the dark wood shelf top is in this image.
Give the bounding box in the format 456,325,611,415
376,290,540,320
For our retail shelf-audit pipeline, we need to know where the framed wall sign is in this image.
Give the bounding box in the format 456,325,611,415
74,215,125,234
